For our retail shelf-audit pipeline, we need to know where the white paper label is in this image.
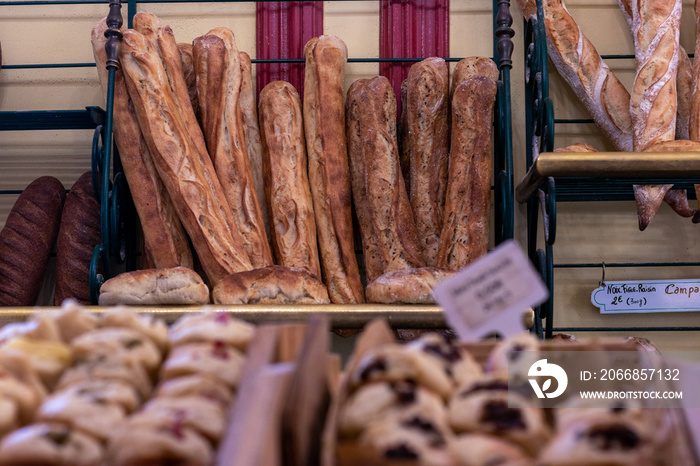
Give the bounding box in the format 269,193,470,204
591,279,700,314
433,240,549,340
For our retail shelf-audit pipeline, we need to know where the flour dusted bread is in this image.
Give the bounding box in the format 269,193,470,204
437,59,498,270
303,35,364,304
98,267,209,306
403,58,450,266
346,76,424,282
537,0,633,152
120,28,252,283
212,265,330,305
366,268,456,304
259,81,321,278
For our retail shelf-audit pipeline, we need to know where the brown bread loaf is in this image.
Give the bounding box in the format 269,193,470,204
346,76,424,282
437,63,498,270
120,28,252,284
212,266,330,305
239,51,271,246
193,28,273,269
91,18,193,270
0,177,65,306
259,81,322,279
403,57,449,266
98,267,210,306
303,35,364,304
54,172,101,305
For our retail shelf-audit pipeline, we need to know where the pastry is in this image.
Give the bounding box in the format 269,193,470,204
168,312,254,351
154,374,233,408
160,342,246,389
70,328,162,374
0,423,103,466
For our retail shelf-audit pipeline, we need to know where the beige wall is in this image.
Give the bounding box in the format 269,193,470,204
1,0,698,352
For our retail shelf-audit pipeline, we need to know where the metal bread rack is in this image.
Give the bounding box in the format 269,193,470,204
1,0,516,327
518,0,700,338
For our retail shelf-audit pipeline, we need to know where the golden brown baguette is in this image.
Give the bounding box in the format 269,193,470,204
553,143,597,153
239,51,271,247
258,81,322,279
177,42,199,125
629,0,681,230
303,35,364,304
346,76,424,281
404,57,450,266
133,13,209,161
616,0,691,140
365,268,456,304
537,0,633,152
437,62,498,270
193,28,273,269
91,18,192,270
120,28,252,284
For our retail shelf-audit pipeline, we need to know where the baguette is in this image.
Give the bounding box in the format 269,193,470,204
303,35,364,304
404,58,450,266
539,0,634,152
451,57,499,96
54,172,101,305
133,13,209,161
437,66,498,270
617,0,691,140
630,0,681,230
553,142,597,153
0,177,65,306
91,18,193,270
193,28,273,269
346,76,424,281
120,29,252,284
365,268,456,304
177,42,199,125
239,51,271,246
259,81,322,279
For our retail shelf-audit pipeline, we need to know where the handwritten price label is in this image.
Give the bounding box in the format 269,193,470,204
433,240,549,340
591,279,700,314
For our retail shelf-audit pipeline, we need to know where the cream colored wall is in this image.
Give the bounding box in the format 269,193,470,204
1,1,698,352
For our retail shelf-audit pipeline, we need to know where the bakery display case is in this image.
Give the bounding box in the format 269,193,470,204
0,0,517,324
516,0,700,339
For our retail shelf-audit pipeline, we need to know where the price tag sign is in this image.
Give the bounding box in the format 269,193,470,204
433,240,549,340
591,279,700,314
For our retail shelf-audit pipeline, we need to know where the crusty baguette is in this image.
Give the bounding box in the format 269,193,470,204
133,13,209,161
404,57,450,266
177,42,199,125
451,56,499,97
539,0,633,152
193,28,273,269
630,0,681,230
616,0,691,140
54,172,101,305
91,18,193,270
346,76,424,281
629,0,680,151
258,81,322,279
303,35,364,304
212,266,330,305
437,69,498,270
398,80,411,195
0,177,65,306
553,143,597,153
120,29,252,284
365,268,456,304
239,51,271,247
98,267,209,306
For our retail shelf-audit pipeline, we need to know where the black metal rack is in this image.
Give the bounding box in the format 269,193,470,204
519,0,700,338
